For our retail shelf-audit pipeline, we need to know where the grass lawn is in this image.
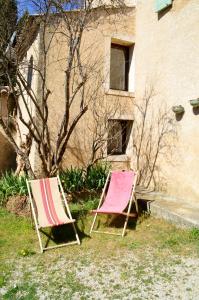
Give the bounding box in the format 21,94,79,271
1,207,199,299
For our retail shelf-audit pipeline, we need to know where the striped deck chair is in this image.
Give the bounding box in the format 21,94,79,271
26,176,80,252
90,170,138,237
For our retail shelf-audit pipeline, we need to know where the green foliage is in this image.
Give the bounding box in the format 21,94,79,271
0,163,109,207
162,236,180,248
60,163,109,193
0,172,27,206
85,163,109,190
70,196,99,216
128,241,142,250
60,167,84,193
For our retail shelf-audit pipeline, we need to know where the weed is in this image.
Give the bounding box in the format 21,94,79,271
189,228,199,241
60,167,84,193
18,248,36,257
163,236,179,247
120,271,128,280
70,196,99,217
3,283,38,300
142,276,153,285
0,275,5,288
0,172,27,206
128,241,142,250
85,163,109,190
64,271,89,298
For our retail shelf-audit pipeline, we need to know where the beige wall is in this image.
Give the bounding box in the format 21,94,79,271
18,30,41,174
135,0,199,202
44,7,136,170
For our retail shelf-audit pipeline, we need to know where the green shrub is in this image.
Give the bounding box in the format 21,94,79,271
60,163,109,193
0,163,109,207
60,167,84,193
85,163,109,191
0,172,28,206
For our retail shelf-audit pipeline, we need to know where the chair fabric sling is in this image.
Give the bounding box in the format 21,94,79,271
90,170,138,237
92,171,135,214
27,176,80,252
30,177,74,228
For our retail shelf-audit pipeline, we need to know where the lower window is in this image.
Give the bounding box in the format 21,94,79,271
107,120,132,155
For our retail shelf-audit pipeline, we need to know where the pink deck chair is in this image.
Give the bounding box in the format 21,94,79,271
90,170,138,237
26,176,80,252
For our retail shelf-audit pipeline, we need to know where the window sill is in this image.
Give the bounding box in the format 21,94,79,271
105,89,135,98
107,154,131,162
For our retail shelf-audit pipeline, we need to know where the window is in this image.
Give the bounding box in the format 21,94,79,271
107,120,132,155
110,44,129,91
27,55,33,89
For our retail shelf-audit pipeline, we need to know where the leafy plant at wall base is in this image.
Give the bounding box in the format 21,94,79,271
85,163,109,190
0,172,28,206
60,167,84,193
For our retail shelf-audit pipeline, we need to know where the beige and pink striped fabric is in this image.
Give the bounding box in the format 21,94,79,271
30,177,74,228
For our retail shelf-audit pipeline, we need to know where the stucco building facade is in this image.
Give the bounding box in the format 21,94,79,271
0,0,199,204
135,0,199,203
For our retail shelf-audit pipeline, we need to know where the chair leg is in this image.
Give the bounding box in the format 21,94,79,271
90,213,98,234
43,228,53,249
122,194,135,237
72,223,80,245
134,195,139,214
36,227,44,253
122,214,130,237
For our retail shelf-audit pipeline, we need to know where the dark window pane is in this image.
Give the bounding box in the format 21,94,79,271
27,56,33,89
107,120,128,155
110,44,129,91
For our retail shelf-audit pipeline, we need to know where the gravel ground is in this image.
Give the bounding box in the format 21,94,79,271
1,248,199,300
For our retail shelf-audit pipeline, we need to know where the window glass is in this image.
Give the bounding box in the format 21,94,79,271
107,120,128,155
27,56,33,89
110,44,129,91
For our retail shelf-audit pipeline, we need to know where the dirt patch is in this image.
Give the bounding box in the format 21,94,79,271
6,195,31,217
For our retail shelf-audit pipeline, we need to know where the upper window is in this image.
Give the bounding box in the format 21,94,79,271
110,44,129,91
27,55,33,89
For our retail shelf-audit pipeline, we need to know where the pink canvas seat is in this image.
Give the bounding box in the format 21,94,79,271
27,176,80,252
90,170,138,237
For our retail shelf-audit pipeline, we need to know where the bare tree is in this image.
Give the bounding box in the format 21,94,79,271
132,85,176,190
85,94,123,167
0,0,128,177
